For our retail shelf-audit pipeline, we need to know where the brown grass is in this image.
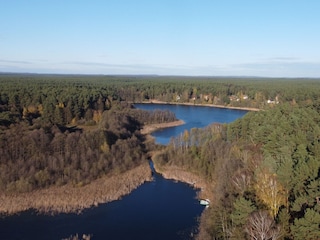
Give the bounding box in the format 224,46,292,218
0,162,152,215
151,152,215,240
140,120,185,135
152,160,214,202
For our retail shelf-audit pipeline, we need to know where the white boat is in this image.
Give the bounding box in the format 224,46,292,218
200,199,210,206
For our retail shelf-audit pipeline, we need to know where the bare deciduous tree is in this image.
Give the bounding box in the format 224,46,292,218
245,211,281,240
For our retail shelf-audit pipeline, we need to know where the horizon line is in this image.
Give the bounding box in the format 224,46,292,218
1,71,320,80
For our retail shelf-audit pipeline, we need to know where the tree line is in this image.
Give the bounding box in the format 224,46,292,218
2,74,320,129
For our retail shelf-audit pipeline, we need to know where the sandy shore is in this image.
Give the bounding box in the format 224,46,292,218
138,99,260,112
0,163,152,215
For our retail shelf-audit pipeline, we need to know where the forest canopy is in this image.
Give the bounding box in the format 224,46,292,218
154,104,320,239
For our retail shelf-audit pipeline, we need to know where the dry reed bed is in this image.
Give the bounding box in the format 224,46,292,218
153,162,214,202
0,163,152,215
140,120,185,135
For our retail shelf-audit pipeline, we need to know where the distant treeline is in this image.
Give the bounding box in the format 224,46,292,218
154,103,320,239
1,74,320,128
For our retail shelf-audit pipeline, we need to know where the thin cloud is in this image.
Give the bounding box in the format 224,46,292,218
64,61,197,72
231,61,320,78
1,59,320,78
267,57,300,62
0,59,32,64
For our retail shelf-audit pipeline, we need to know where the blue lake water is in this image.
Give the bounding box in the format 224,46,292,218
135,103,247,144
0,104,247,240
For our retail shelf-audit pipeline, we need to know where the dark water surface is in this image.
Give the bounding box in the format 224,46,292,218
135,103,247,144
0,104,247,240
0,172,204,240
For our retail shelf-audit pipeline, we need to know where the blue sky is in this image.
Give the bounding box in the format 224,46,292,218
1,0,320,77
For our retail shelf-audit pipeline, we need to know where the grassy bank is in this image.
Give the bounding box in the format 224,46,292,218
140,119,185,135
0,162,152,215
152,152,213,202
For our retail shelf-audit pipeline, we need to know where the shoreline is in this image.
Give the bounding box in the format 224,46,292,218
152,160,213,202
160,168,212,200
140,119,185,135
0,163,152,216
151,154,214,240
137,99,260,112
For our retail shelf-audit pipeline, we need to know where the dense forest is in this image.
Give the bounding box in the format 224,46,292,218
1,74,320,239
0,74,178,193
154,103,320,239
2,74,320,127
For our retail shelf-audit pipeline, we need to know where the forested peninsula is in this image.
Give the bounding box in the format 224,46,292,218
1,74,320,239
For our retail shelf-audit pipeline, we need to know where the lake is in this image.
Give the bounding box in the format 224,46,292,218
0,104,247,240
0,170,204,240
134,103,247,144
